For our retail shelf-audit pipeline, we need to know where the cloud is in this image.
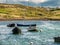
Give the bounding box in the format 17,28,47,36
39,0,58,7
0,0,5,3
57,0,60,6
29,0,48,3
0,0,29,3
0,0,59,7
0,0,48,3
12,0,48,3
13,0,29,2
0,0,58,3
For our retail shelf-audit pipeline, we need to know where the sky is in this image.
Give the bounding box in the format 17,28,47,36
0,0,48,3
0,0,59,7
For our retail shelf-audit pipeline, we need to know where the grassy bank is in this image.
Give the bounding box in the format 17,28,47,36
0,3,60,20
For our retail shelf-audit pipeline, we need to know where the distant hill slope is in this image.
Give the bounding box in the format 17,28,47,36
0,3,60,20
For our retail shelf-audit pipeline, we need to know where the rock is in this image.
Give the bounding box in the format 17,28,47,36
7,23,15,27
30,42,33,45
54,37,60,42
12,27,21,34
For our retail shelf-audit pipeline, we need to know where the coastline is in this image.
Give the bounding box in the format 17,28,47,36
0,18,60,21
0,3,60,21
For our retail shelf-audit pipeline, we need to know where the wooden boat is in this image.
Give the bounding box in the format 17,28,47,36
17,24,36,27
7,23,15,27
28,26,38,32
54,37,60,42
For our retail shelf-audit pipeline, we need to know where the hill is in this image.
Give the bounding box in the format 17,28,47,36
0,3,60,20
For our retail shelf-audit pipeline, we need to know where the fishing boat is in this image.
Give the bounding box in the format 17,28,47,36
17,24,36,27
28,26,38,32
54,37,60,42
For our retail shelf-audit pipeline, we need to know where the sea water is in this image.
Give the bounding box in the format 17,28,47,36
0,20,60,45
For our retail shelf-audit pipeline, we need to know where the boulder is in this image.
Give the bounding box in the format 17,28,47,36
12,27,21,34
7,23,15,27
54,37,60,42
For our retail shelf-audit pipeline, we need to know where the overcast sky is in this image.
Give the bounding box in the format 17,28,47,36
0,0,50,3
0,0,59,7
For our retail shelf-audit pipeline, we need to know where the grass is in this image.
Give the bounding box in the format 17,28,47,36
0,3,60,20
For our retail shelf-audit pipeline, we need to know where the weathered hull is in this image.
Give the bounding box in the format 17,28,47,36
28,29,38,32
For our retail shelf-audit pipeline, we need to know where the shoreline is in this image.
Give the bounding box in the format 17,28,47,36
0,18,60,21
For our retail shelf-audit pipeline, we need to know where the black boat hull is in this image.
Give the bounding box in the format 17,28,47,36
28,29,38,32
17,24,36,27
